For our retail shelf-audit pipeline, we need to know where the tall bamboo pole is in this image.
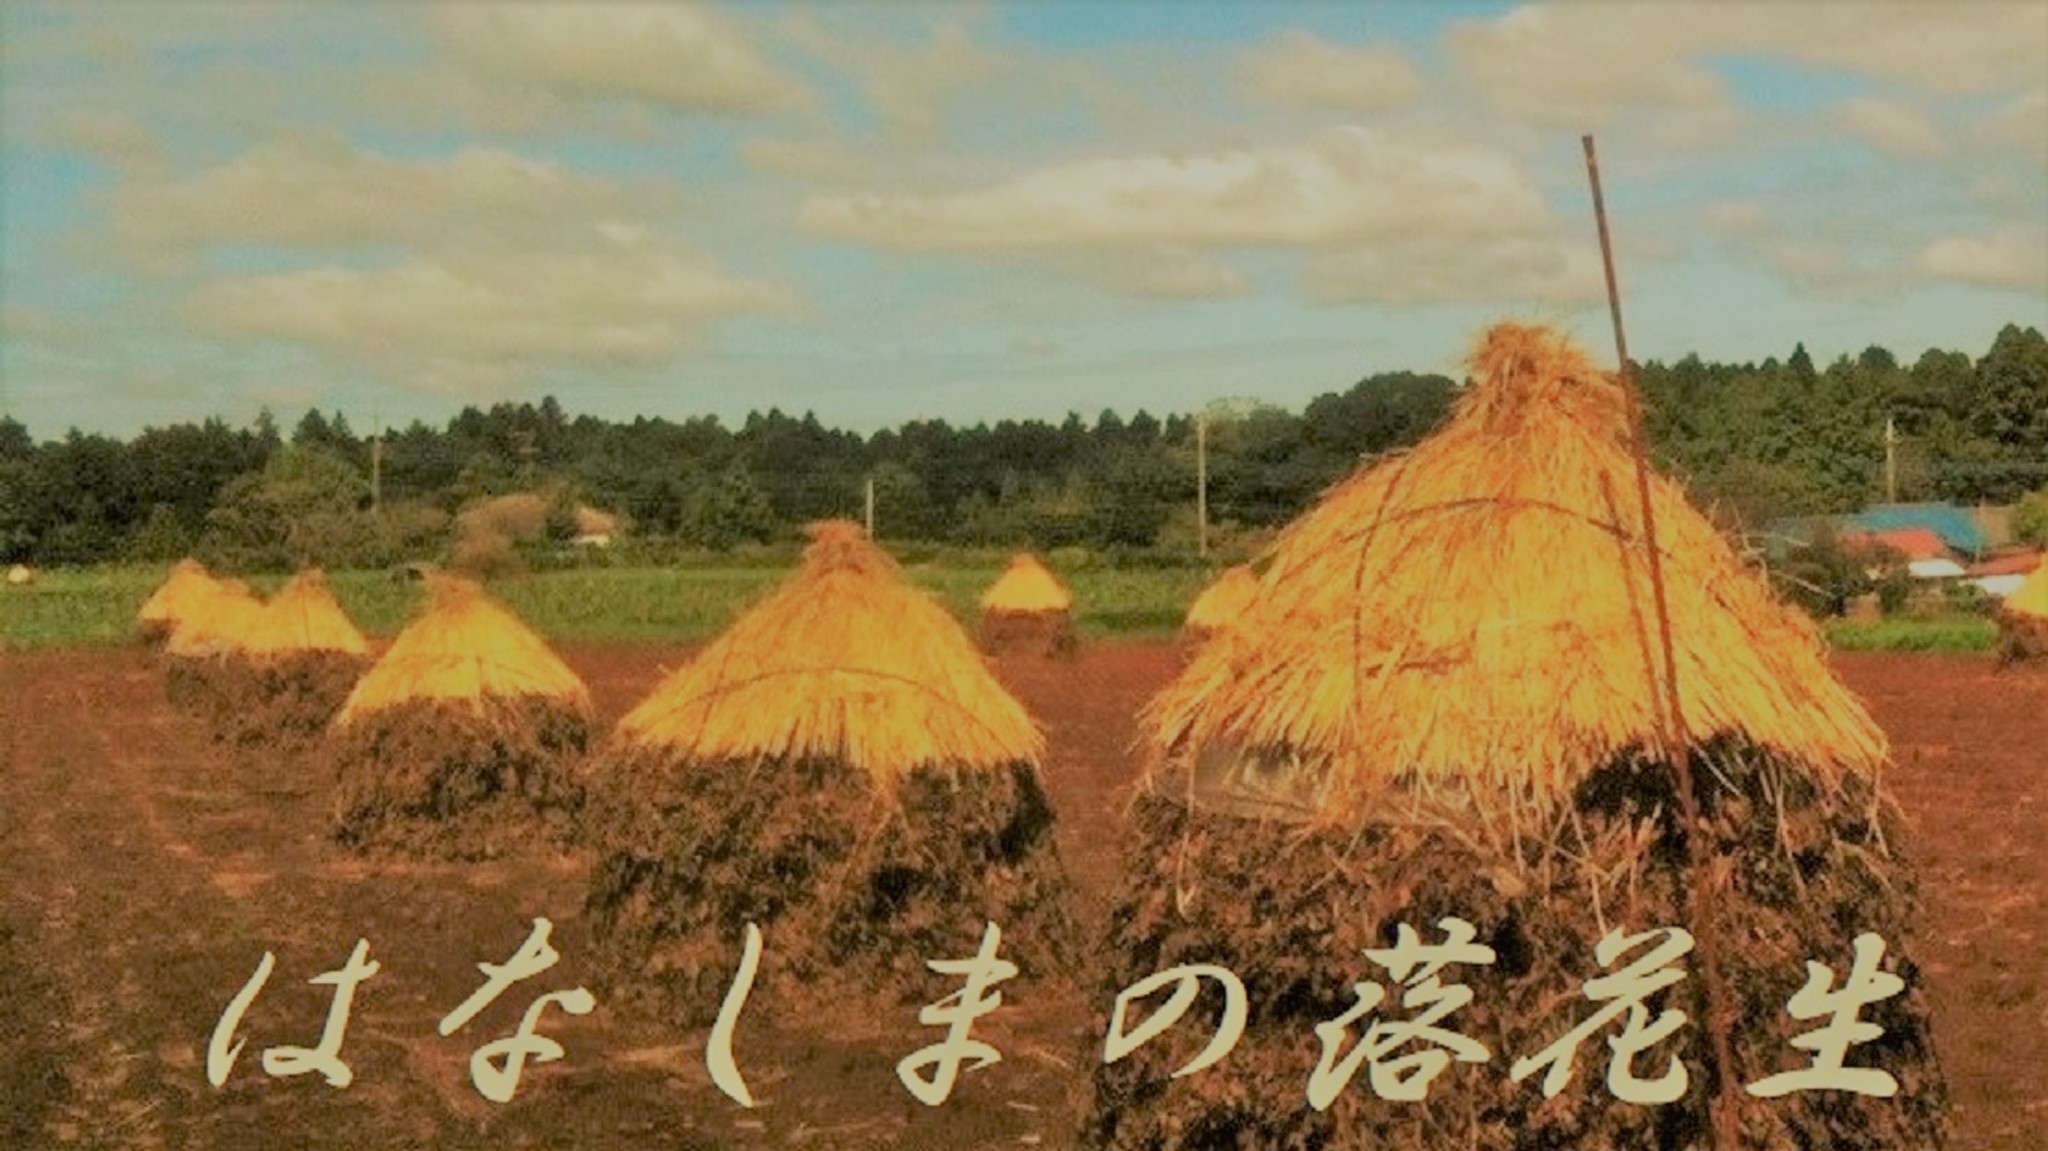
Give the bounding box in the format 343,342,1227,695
1584,133,1741,1151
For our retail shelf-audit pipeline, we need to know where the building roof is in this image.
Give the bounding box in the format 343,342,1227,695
1967,550,2043,578
1844,503,1987,555
1906,558,1968,580
1841,528,1951,561
1971,574,2028,598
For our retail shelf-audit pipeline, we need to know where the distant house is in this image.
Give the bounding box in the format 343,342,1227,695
1965,550,2043,598
1839,528,1968,579
1842,503,1988,558
1840,527,1948,561
571,505,622,549
1767,501,1996,569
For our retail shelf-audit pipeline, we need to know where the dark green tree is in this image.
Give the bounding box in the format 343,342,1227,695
684,466,776,549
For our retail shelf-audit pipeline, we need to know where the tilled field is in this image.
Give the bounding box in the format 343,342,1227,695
0,643,2038,1149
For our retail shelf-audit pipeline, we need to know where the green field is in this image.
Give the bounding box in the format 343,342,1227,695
0,563,1215,650
1,562,2002,654
1822,616,1999,653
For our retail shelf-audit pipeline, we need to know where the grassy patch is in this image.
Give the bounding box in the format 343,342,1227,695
1,562,1215,650
9,563,2006,653
1823,616,1997,652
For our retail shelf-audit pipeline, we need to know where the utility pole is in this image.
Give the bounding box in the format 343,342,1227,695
370,408,384,516
1883,416,1898,504
513,429,538,487
864,475,875,538
1196,411,1208,559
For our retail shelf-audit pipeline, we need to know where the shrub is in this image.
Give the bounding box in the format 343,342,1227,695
1944,580,1993,615
1775,530,1870,618
1874,563,1914,615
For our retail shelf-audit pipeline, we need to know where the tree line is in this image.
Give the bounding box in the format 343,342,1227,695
1,323,2043,572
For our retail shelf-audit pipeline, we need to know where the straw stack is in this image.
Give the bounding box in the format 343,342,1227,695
1181,563,1259,641
137,558,222,644
161,577,264,723
1088,324,1946,1151
978,552,1077,657
582,521,1076,1030
1994,563,2048,667
330,572,592,858
205,570,370,747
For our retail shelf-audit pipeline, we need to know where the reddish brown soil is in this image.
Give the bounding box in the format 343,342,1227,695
0,641,2037,1149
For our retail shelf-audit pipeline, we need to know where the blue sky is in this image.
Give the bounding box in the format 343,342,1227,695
1,1,2043,439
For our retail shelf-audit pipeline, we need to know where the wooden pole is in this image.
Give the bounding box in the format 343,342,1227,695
1196,411,1209,558
1583,133,1741,1151
1885,416,1898,504
864,475,876,538
370,408,383,516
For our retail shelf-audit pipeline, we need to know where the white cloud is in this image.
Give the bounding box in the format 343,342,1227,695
110,136,658,254
741,136,876,185
1754,239,1919,302
1444,5,1729,128
1446,2,2047,131
182,228,792,391
53,107,165,172
1066,248,1249,300
798,127,1553,253
1917,227,2048,294
779,12,1009,145
1642,101,1745,152
1237,31,1424,111
431,2,810,116
1771,242,1851,288
1975,88,2048,166
1764,3,2047,98
1704,199,1769,237
1304,234,1604,307
1829,97,1945,159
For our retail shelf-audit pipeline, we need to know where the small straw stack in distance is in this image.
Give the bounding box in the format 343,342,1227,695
978,551,1078,657
334,573,589,725
978,552,1074,614
1995,562,2048,667
1182,563,1259,639
330,572,592,858
161,577,264,722
138,558,223,644
616,524,1042,777
238,569,368,660
584,521,1076,1032
207,570,370,747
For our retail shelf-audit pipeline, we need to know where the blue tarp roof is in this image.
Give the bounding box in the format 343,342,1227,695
1843,503,1987,555
1763,504,1990,558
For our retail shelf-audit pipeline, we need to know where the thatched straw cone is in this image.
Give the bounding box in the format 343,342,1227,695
1994,564,2048,667
581,521,1078,1033
207,570,370,748
1181,564,1259,642
137,558,221,645
1090,324,1946,1151
330,573,592,859
162,578,264,724
979,552,1077,657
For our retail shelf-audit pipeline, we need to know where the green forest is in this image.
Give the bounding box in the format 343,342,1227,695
2,323,2044,573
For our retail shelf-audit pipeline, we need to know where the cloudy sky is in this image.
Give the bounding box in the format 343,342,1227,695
2,1,2043,439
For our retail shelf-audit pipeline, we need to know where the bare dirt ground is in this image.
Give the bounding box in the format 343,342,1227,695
0,641,2038,1150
